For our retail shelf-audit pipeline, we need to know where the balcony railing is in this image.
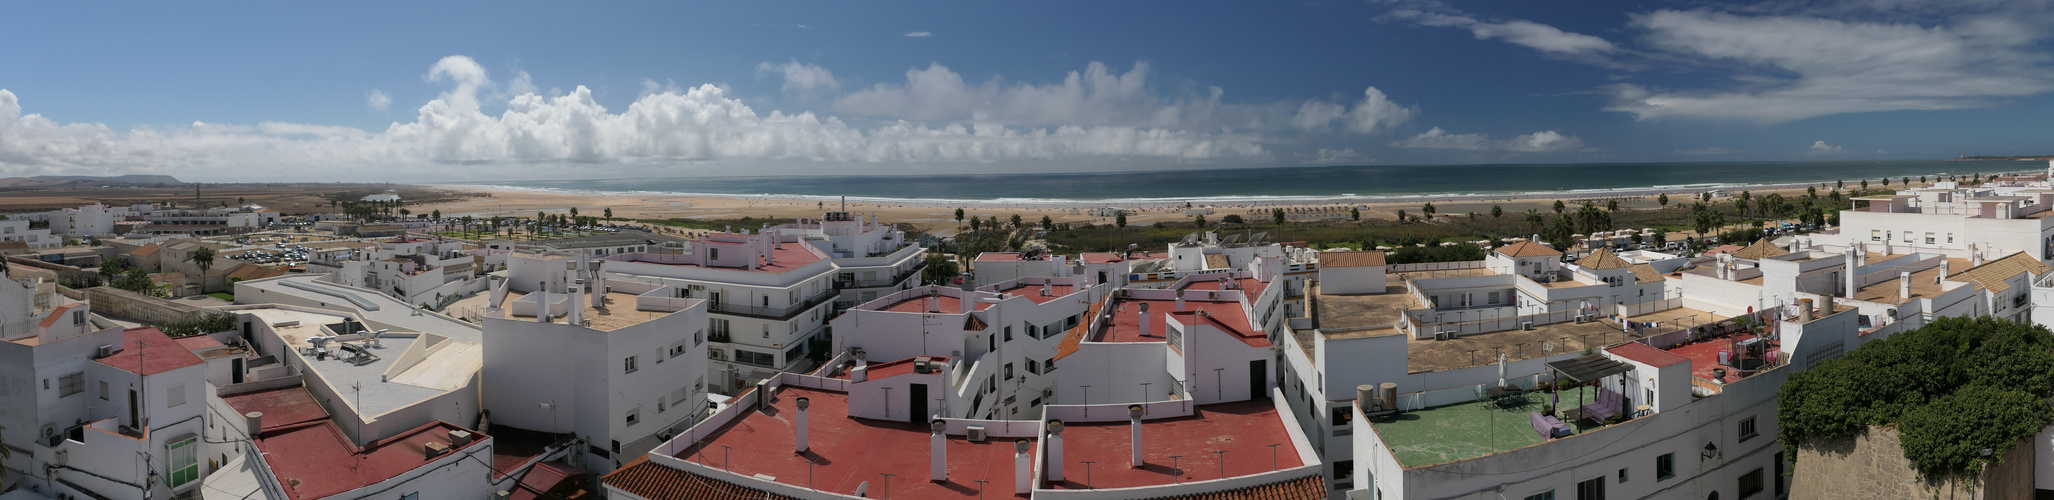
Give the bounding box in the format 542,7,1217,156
707,287,838,320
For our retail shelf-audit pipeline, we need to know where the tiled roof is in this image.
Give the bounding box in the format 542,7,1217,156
1319,251,1387,268
1607,342,1689,368
1576,248,1631,270
1628,263,1666,284
1054,297,1108,360
1730,238,1789,260
1702,244,1746,256
129,243,161,257
963,313,989,331
39,304,77,328
602,457,799,500
1495,241,1561,258
1139,474,1327,500
95,328,205,375
226,262,287,281
1950,252,2051,293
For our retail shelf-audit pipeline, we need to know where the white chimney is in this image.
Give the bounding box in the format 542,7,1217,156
1042,282,1052,296
928,293,940,313
592,268,606,308
1175,290,1186,311
1844,247,1858,299
1900,271,1912,299
569,279,585,325
1128,404,1145,468
1972,244,1984,266
1014,439,1032,495
1938,259,1949,285
1797,299,1813,323
536,282,549,323
1137,303,1152,338
796,397,811,454
930,419,948,482
1046,420,1065,482
245,412,264,434
850,363,868,383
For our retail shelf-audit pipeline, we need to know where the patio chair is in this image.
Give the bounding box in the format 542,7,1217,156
1578,388,1624,424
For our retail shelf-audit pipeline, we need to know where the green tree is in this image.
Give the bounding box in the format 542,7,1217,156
432,209,442,220
1010,214,1023,229
969,217,982,233
1490,205,1502,218
1041,215,1053,230
1836,179,1844,189
920,253,960,286
191,246,215,276
1222,214,1246,224
1657,193,1669,206
1606,199,1619,212
604,207,613,221
1422,202,1436,219
569,207,579,220
1861,179,1870,190
99,258,130,283
1881,177,1891,187
1396,209,1407,223
1552,200,1566,214
1194,214,1207,227
1114,211,1127,229
1350,206,1361,221
1273,208,1286,225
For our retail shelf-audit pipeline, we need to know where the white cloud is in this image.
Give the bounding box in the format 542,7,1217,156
755,59,840,92
1392,127,1584,152
0,56,1277,179
366,90,391,111
1308,148,1366,164
1290,87,1417,134
903,31,932,37
1384,9,1615,55
1606,9,2054,122
1676,147,1742,155
1810,140,1842,151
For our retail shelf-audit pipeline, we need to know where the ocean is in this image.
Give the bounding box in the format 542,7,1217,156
456,160,2031,205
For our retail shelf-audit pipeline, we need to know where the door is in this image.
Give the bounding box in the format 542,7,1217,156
1097,271,1108,284
909,383,930,423
127,390,139,429
243,321,256,352
1248,359,1266,401
231,358,246,384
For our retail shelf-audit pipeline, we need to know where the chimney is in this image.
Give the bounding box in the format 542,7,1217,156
1900,271,1912,299
1042,282,1052,296
1137,303,1152,337
245,412,264,435
1938,259,1950,285
536,282,549,323
1822,295,1836,315
1014,439,1032,495
1128,404,1145,469
795,397,811,454
1045,420,1065,482
1175,290,1186,311
1844,247,1858,299
928,293,941,313
1797,299,1813,323
592,268,606,308
569,279,585,325
930,419,948,482
1972,244,1985,266
449,430,473,447
424,441,449,459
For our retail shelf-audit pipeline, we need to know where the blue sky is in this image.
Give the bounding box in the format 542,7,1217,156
2,0,2051,181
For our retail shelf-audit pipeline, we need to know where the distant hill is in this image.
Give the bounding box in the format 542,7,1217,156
0,175,184,189
1947,155,2054,162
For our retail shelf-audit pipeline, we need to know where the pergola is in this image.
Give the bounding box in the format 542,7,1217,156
1545,354,1632,422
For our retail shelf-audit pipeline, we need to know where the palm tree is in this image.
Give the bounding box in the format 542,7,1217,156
1552,200,1566,214
1273,208,1286,225
1351,206,1361,221
1423,203,1437,219
604,207,613,222
1010,214,1023,229
1490,205,1503,218
191,247,215,276
1396,209,1407,223
1606,200,1619,212
1115,211,1127,229
1658,193,1669,207
1523,209,1544,231
1041,215,1053,230
955,208,966,228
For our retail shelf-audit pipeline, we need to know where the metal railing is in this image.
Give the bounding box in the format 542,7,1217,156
707,287,838,320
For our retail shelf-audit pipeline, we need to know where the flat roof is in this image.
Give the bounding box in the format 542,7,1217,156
243,307,472,417
623,245,823,274
1405,307,1717,374
1046,399,1303,489
996,282,1084,305
1180,276,1267,301
977,252,1023,262
1311,285,1417,337
239,275,482,340
95,328,204,375
864,293,996,314
1370,385,1601,467
1097,298,1254,344
1855,265,1955,305
222,386,331,432
837,356,952,381
503,291,675,331
256,420,487,500
675,386,1036,498
1664,332,1779,384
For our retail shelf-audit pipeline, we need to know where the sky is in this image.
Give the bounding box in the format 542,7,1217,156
3,0,2053,182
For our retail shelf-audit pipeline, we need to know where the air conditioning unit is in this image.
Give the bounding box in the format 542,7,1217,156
1521,321,1535,331
966,426,988,442
1574,315,1588,324
1044,389,1055,397
95,345,113,358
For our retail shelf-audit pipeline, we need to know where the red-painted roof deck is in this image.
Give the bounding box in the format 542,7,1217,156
174,335,226,351
95,328,204,375
1098,299,1255,345
841,356,951,381
978,252,1023,262
678,387,1037,498
997,283,1081,304
1663,333,1779,382
867,294,996,314
1047,400,1302,489
1181,277,1268,299
1607,342,1689,368
256,420,488,500
627,244,824,274
1080,253,1123,265
223,386,331,432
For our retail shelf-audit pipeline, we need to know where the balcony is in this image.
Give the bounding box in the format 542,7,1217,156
837,263,926,290
707,287,838,320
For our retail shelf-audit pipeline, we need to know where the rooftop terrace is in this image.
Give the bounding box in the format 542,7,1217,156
1097,298,1253,344
1369,386,1600,467
1046,399,1303,489
865,293,997,314
995,282,1083,304
255,420,488,500
502,291,678,331
1405,307,1716,373
244,307,477,417
676,386,1035,498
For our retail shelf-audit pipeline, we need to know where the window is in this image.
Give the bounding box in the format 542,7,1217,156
1617,467,1627,483
401,494,419,500
1488,291,1501,304
1029,398,1042,407
1027,360,1041,375
99,380,108,400
1525,491,1556,500
1738,468,1764,499
710,318,730,340
623,356,638,374
58,373,83,398
1005,363,1014,380
709,248,720,260
1925,232,1935,244
1004,325,1013,342
1044,359,1057,373
167,436,199,487
625,407,640,427
1656,453,1675,480
692,329,703,346
167,384,187,408
1948,233,1955,243
1870,230,1882,241
670,342,687,358
1738,416,1758,441
987,375,996,393
734,349,776,367
1576,477,1605,500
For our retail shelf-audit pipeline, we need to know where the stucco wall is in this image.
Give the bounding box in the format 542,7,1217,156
1792,425,2033,500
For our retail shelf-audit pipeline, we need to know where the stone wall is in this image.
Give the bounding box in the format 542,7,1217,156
1793,425,2034,500
82,286,209,324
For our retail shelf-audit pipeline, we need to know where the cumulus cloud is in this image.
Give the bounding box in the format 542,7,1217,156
1382,9,1615,55
366,90,391,111
756,59,839,92
1290,87,1416,134
1606,9,2054,122
1809,140,1842,151
1307,148,1366,164
0,56,1278,179
1392,127,1585,152
903,31,932,37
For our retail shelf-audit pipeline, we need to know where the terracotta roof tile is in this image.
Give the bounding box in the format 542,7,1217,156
1139,474,1327,500
1730,238,1789,260
1495,241,1561,258
1576,248,1631,270
1628,263,1666,284
602,457,799,500
1054,297,1108,361
1607,342,1688,368
1319,251,1387,268
1950,251,2051,293
129,243,161,257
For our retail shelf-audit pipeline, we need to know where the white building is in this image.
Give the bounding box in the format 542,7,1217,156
142,208,264,236
1827,183,2054,262
317,237,491,309
0,218,58,249
479,254,713,474
779,211,926,309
